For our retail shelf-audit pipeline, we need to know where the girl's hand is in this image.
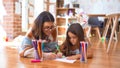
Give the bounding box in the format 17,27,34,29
66,56,76,60
57,52,63,58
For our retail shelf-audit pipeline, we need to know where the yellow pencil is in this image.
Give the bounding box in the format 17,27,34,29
37,41,41,58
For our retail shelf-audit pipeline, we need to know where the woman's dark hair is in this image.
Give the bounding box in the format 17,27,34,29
61,23,85,56
32,11,55,40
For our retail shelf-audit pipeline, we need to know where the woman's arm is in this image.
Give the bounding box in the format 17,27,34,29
19,46,33,57
25,27,34,39
19,28,34,57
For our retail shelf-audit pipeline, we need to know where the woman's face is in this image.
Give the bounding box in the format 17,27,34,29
68,32,79,46
43,22,55,36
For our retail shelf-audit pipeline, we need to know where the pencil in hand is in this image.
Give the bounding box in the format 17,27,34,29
55,45,61,53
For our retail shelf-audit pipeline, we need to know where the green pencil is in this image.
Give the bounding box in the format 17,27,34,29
55,45,61,53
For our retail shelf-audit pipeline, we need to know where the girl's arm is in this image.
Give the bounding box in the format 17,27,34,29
66,47,93,60
66,54,81,60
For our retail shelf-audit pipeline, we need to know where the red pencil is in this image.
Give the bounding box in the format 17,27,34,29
31,59,41,63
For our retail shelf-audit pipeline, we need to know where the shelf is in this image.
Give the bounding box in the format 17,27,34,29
44,2,55,4
57,27,66,35
57,35,66,37
56,0,77,44
57,36,66,45
57,8,68,10
57,16,77,19
56,16,77,25
56,18,66,26
57,26,66,28
57,0,64,8
57,8,75,10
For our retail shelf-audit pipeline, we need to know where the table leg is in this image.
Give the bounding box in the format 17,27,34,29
102,17,112,38
107,16,119,53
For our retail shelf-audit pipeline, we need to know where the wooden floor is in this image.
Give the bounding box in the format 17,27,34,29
0,33,120,68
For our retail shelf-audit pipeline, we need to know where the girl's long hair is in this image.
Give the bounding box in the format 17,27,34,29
31,11,55,40
61,23,85,56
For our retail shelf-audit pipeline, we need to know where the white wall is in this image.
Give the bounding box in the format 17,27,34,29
22,0,44,32
0,0,6,23
22,0,29,32
34,0,44,19
76,0,120,14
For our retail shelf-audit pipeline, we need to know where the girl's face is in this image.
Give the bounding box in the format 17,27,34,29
68,32,79,46
43,22,55,36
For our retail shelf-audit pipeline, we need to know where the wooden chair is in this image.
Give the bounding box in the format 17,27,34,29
88,17,102,39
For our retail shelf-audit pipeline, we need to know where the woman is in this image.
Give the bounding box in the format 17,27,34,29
19,11,62,60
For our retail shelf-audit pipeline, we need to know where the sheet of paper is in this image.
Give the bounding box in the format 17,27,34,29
54,57,76,63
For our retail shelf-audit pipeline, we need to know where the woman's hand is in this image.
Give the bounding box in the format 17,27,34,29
43,52,57,60
57,52,63,58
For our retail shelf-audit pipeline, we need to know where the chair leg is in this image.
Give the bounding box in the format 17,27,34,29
96,27,101,39
95,27,101,39
86,26,91,38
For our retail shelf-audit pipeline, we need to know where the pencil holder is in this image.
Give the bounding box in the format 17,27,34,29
34,49,40,60
80,41,88,63
37,40,43,61
32,40,40,60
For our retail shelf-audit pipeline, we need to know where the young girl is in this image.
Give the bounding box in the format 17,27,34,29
60,23,93,60
19,11,62,60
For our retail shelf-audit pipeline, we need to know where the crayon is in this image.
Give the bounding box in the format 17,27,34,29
55,44,61,53
37,41,41,57
32,40,37,50
37,40,43,61
31,59,41,63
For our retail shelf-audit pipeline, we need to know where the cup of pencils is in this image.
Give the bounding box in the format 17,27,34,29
80,41,88,63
